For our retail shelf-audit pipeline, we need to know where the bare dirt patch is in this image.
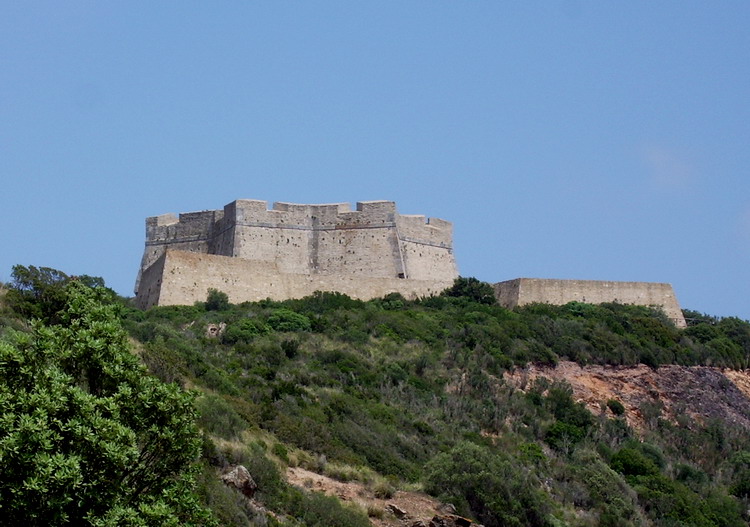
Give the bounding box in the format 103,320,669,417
286,466,444,527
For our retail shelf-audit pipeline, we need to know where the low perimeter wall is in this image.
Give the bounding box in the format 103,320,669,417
136,250,454,309
493,278,686,328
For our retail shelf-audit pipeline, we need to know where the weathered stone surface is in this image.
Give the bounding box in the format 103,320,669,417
220,464,258,498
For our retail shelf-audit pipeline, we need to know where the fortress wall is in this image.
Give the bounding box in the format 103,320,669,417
233,224,311,273
231,200,313,272
396,214,453,247
311,201,401,278
494,278,686,328
400,241,458,281
493,277,523,309
134,251,168,309
208,201,240,256
139,250,453,309
313,227,402,277
395,213,456,281
135,210,222,294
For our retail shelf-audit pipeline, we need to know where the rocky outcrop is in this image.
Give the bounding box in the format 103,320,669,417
506,361,750,431
220,464,258,498
205,322,226,338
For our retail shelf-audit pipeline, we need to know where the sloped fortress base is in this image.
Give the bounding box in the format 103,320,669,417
493,278,686,328
136,250,453,309
135,199,458,309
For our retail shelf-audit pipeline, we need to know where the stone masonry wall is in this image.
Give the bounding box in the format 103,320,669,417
135,250,453,309
134,209,223,294
493,278,687,328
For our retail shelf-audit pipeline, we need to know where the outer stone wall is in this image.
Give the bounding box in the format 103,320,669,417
135,250,453,309
493,278,687,328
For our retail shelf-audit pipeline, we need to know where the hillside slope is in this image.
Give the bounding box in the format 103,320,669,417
4,271,750,526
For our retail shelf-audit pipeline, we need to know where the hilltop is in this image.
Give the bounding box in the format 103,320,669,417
3,267,750,526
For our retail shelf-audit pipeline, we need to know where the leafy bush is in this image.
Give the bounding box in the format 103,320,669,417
441,277,497,305
223,317,271,343
0,282,215,526
610,447,660,477
268,308,312,332
5,264,113,323
424,442,553,527
195,394,248,440
545,422,585,453
606,399,626,416
205,288,230,311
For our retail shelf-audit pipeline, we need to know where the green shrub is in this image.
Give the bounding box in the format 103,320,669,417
610,447,659,477
196,394,247,440
286,487,371,527
271,443,289,464
223,318,271,343
268,309,312,332
441,277,497,305
545,422,585,453
424,442,552,527
372,479,396,499
206,288,230,311
0,281,215,526
606,399,626,416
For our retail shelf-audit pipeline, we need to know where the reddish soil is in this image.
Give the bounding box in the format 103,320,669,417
505,361,750,431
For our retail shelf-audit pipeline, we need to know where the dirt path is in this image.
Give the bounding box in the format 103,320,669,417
286,466,445,526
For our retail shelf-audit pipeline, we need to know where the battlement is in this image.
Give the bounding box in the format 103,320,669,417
135,199,458,307
141,199,452,251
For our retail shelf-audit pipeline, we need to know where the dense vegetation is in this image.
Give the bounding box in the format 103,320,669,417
3,268,750,526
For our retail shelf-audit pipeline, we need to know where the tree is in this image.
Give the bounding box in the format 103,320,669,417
0,281,216,526
441,277,497,305
6,264,113,324
205,288,229,311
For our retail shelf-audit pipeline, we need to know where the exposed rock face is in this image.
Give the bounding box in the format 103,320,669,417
506,361,750,431
205,322,226,338
221,464,258,498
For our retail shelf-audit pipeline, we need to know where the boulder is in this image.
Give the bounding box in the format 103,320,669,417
220,464,258,498
205,322,226,338
386,503,408,518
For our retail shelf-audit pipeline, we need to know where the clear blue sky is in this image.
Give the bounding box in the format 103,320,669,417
2,2,749,320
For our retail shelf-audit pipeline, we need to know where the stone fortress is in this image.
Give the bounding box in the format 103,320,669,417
135,199,686,328
135,199,457,310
